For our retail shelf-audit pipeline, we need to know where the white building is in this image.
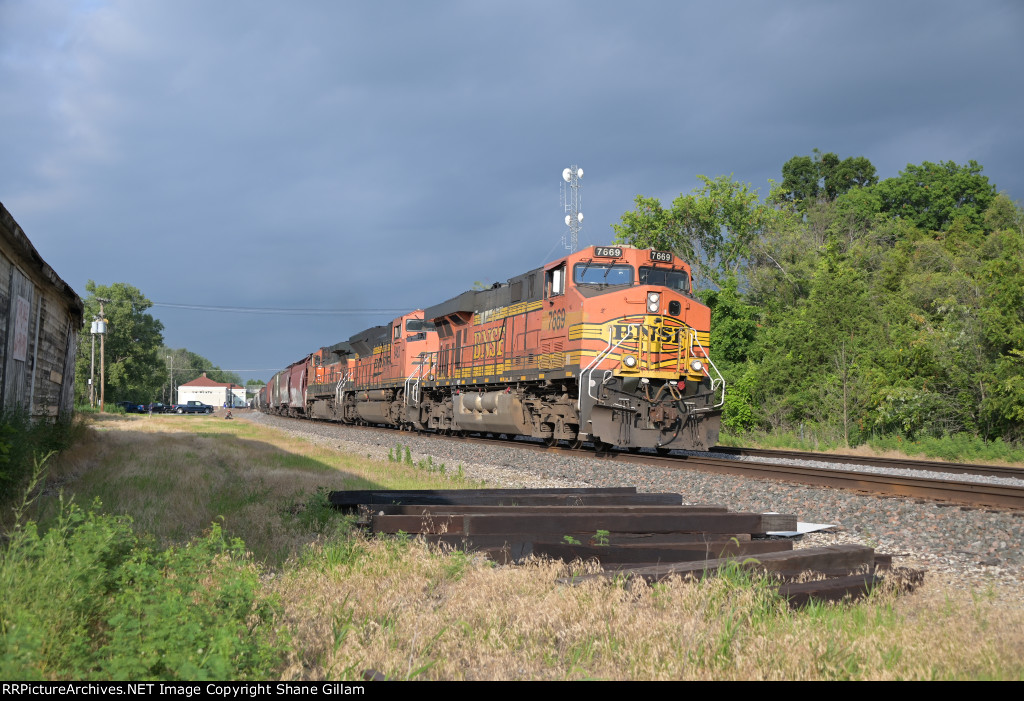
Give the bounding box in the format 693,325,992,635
177,373,246,408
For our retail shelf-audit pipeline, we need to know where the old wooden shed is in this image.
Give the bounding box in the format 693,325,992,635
0,202,83,418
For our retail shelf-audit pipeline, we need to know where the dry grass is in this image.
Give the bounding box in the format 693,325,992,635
29,413,1024,680
272,536,1024,680
37,413,473,564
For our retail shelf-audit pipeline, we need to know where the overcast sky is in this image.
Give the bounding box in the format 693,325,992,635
2,1,1022,383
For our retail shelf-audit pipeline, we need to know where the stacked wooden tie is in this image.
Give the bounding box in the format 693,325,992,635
328,487,920,606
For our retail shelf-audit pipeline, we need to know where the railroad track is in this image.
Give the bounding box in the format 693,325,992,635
483,436,1024,511
613,450,1024,511
250,413,1024,510
710,445,1023,480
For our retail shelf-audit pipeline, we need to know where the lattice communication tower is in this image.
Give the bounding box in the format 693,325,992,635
560,165,583,252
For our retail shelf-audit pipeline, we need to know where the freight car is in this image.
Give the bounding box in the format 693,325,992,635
259,245,723,451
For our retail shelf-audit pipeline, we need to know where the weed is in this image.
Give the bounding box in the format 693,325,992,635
7,452,55,529
0,495,285,680
0,408,83,507
404,626,448,681
441,549,470,581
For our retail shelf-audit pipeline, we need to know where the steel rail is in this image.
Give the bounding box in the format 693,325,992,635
711,446,1023,480
245,413,1024,510
608,452,1024,511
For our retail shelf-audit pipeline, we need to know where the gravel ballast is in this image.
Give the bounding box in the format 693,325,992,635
241,412,1024,598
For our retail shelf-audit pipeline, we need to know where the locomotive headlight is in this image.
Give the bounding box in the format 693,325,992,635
623,355,638,368
689,359,705,373
647,292,660,312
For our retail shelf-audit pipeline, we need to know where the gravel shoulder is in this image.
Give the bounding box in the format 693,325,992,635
241,412,1024,603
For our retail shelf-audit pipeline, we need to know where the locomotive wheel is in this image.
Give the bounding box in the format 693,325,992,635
567,437,584,450
594,441,615,454
655,447,672,456
544,436,559,448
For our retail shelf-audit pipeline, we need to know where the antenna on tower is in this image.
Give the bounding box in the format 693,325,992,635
560,165,583,253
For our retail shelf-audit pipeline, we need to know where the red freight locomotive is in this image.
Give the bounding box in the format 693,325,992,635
257,245,723,451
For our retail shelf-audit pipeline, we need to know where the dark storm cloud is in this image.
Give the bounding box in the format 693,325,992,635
1,0,1022,381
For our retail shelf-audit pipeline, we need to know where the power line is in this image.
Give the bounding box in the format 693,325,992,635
162,366,282,373
152,302,408,315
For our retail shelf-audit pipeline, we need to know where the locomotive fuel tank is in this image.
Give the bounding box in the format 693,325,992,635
453,390,533,435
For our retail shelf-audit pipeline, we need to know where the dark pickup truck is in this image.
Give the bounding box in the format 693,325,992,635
171,401,214,414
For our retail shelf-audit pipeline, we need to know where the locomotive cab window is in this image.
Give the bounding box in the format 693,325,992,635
546,264,566,298
405,319,435,341
639,267,690,293
405,319,435,333
574,263,634,287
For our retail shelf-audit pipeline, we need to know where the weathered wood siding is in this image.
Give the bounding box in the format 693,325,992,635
0,202,83,418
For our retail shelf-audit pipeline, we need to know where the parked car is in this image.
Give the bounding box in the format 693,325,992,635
147,402,171,414
170,401,214,414
114,401,146,413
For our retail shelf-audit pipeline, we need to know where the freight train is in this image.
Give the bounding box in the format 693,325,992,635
256,245,724,451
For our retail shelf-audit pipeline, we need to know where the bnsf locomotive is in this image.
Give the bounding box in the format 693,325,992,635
256,245,724,451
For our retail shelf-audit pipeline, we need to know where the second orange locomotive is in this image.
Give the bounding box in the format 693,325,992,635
259,244,723,451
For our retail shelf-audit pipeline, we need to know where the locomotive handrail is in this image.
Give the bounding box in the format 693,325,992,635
334,369,352,414
404,353,430,407
580,324,640,409
334,370,351,399
689,329,726,409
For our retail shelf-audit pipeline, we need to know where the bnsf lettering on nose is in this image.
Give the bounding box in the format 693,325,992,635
612,325,681,343
473,327,505,359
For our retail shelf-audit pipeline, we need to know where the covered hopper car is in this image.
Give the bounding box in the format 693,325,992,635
258,245,724,451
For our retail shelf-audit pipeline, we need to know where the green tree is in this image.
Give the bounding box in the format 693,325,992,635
873,160,996,233
976,198,1024,439
780,155,819,210
612,175,795,285
778,150,877,212
76,282,166,405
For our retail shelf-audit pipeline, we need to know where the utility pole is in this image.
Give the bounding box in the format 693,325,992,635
89,320,97,407
167,355,174,405
96,297,112,412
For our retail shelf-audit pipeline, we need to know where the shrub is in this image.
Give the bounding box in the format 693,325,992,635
0,497,286,680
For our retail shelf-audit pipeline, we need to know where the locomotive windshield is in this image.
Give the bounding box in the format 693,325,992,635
639,266,690,293
573,263,634,287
